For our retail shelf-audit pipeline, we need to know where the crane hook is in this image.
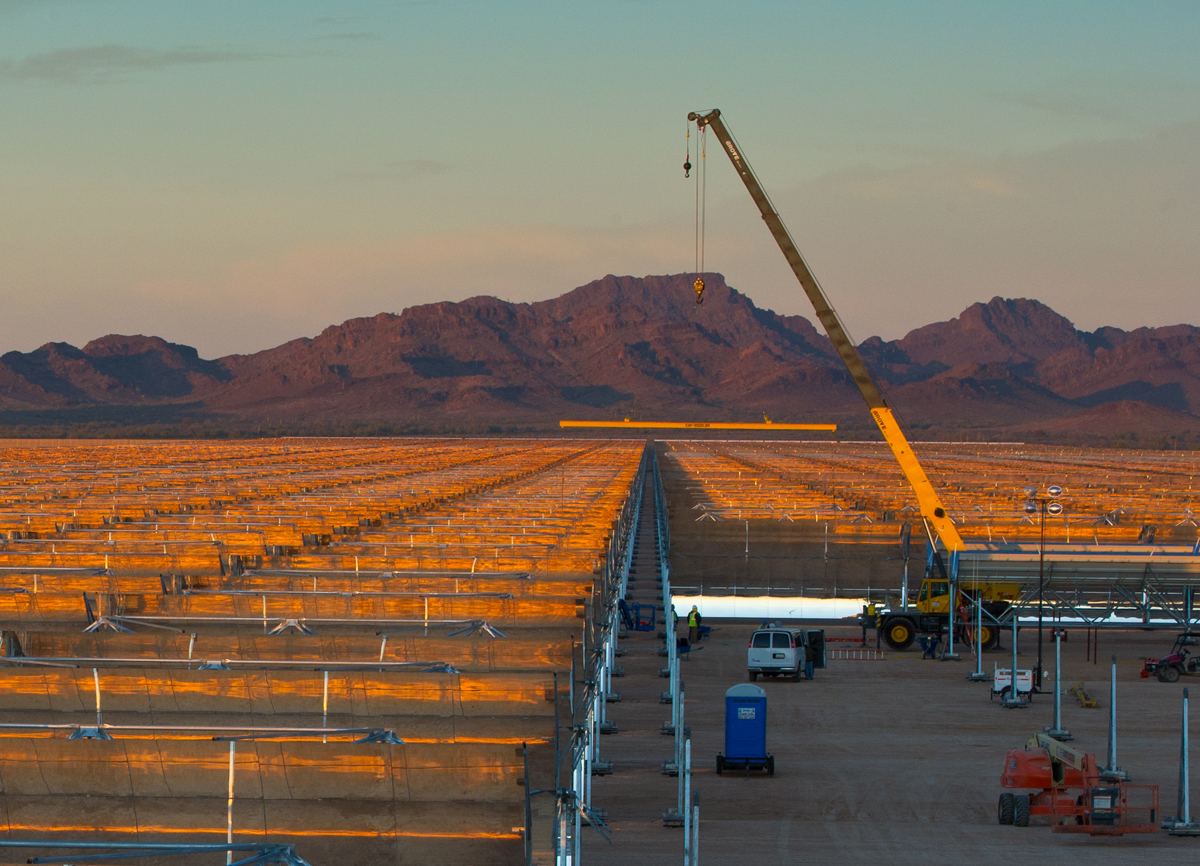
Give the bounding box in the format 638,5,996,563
683,158,691,178
693,277,705,305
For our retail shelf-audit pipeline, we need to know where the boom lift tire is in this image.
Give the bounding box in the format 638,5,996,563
1013,794,1031,827
998,793,1015,825
883,618,916,651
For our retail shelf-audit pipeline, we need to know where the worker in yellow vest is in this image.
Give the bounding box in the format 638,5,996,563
687,605,700,645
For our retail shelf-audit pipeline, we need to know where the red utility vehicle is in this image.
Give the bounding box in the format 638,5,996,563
1142,632,1200,683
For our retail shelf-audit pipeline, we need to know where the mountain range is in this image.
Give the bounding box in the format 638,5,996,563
2,273,1198,441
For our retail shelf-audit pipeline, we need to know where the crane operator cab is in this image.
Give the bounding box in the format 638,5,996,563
747,627,826,681
916,579,951,613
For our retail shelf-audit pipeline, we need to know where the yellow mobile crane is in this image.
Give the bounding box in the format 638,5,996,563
689,109,1012,649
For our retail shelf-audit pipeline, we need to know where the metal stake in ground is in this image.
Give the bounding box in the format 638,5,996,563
1044,628,1071,740
1102,654,1128,780
1167,687,1200,835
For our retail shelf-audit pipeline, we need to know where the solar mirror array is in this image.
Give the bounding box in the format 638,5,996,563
0,438,646,865
663,441,1200,622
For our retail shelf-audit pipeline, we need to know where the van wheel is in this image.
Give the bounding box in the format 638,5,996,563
998,793,1015,825
1014,794,1031,827
749,671,758,682
793,669,802,682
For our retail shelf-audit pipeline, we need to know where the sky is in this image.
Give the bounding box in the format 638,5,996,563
1,0,1198,357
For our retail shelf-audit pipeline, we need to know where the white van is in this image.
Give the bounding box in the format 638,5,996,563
747,629,802,681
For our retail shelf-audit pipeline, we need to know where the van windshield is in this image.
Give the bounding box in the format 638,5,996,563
751,632,771,648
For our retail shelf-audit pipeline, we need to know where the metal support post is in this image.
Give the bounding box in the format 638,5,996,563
93,668,102,728
1044,629,1071,739
691,802,699,866
574,787,581,866
322,670,329,743
1167,687,1200,834
676,690,685,805
557,796,568,866
941,551,960,660
968,593,989,681
683,737,692,865
226,740,235,866
1036,502,1046,690
1001,612,1026,708
1102,655,1127,780
589,710,598,805
663,667,684,823
523,743,533,866
1185,688,1193,824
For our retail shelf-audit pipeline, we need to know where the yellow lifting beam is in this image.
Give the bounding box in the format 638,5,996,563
559,420,836,431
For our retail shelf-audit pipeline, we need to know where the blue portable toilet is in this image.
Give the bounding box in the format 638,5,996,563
717,683,774,775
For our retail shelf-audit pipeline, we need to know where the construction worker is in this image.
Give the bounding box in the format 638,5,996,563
687,605,700,646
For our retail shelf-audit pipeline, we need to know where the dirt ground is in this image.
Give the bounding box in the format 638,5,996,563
587,621,1200,865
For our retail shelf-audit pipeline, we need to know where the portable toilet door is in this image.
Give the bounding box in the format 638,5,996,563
806,629,827,669
725,683,768,760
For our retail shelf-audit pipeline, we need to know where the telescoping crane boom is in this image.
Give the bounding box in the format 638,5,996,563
689,108,964,553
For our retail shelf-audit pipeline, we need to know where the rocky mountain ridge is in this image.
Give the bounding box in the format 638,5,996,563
2,273,1197,439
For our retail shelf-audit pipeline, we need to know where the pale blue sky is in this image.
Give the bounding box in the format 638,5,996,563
2,1,1198,355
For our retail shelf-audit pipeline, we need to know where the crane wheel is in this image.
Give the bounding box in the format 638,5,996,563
1013,795,1031,827
883,619,916,650
998,793,1015,825
980,625,1000,650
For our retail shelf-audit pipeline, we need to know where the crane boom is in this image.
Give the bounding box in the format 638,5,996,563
689,108,964,552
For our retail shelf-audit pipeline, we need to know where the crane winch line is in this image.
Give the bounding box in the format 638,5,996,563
687,108,964,553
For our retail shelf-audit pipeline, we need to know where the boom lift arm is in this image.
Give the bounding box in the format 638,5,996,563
689,108,964,552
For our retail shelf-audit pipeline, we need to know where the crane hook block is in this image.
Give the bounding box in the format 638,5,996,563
683,159,692,178
693,277,705,305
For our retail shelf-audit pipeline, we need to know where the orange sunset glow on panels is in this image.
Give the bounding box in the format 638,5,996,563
0,437,636,859
665,440,1200,545
0,438,642,577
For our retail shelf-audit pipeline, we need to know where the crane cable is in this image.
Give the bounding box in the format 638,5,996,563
692,122,707,304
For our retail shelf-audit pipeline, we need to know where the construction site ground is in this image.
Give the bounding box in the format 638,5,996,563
589,620,1200,865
